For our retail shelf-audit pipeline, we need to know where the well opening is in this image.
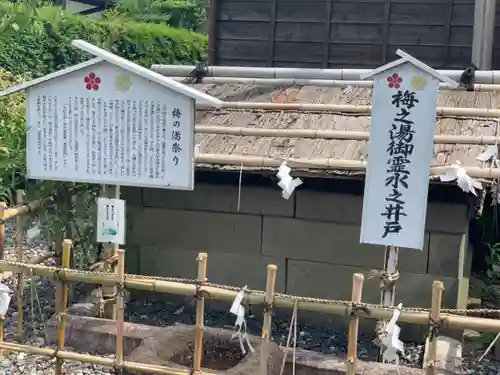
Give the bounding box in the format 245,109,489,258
170,337,248,370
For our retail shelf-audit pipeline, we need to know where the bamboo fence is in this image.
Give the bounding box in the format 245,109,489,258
0,190,56,343
0,246,499,375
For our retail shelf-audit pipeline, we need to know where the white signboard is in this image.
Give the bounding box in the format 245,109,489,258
360,63,440,250
26,62,195,190
97,197,125,244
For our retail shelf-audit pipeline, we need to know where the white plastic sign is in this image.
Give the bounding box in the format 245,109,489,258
97,197,126,244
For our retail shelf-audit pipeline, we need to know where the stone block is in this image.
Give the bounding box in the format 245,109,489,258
295,190,362,225
286,260,459,308
139,246,286,292
128,207,262,256
125,245,140,275
121,186,143,206
262,217,429,273
423,336,462,372
295,190,469,235
428,233,471,278
143,183,294,217
425,203,469,234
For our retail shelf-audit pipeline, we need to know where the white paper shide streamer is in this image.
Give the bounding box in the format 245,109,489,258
438,161,482,195
277,161,303,199
476,145,500,205
229,286,255,355
381,303,405,368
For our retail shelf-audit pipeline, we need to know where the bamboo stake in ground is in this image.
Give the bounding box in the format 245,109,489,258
193,253,208,372
0,203,7,260
425,281,444,375
377,246,399,359
260,264,277,375
16,190,24,343
115,249,126,370
55,239,72,375
346,273,364,375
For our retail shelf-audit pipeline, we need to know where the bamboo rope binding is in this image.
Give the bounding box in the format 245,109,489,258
425,281,444,375
195,125,500,146
193,253,208,373
16,190,24,343
55,239,72,375
195,154,500,180
115,249,126,371
260,265,277,375
346,273,364,375
207,101,500,119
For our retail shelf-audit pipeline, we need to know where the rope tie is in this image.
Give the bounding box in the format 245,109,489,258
429,315,441,340
263,301,274,317
349,302,371,318
193,280,210,300
368,269,400,291
52,269,63,282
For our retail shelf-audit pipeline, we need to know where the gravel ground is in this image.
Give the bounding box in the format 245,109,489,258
0,219,499,374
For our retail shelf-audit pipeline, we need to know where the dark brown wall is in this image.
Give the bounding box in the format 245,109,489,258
210,0,477,69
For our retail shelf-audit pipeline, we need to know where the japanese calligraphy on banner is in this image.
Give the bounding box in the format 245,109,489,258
25,63,195,190
360,52,457,250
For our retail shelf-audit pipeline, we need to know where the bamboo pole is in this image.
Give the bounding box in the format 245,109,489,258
101,184,120,320
260,264,277,375
0,341,205,375
151,64,493,83
115,249,125,370
425,281,444,375
204,102,500,119
170,76,500,92
193,253,208,372
55,239,72,375
346,273,364,375
0,261,499,332
0,203,6,260
3,197,49,221
16,190,24,343
195,125,500,146
194,153,500,180
0,316,4,359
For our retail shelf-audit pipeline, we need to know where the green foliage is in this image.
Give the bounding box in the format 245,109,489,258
0,2,208,78
0,1,208,266
0,70,28,203
113,0,207,32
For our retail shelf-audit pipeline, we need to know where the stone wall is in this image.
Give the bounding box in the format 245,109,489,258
122,180,472,338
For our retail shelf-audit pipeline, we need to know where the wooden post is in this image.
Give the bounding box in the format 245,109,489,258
55,239,72,375
260,264,277,375
425,281,444,375
193,253,208,373
16,190,24,343
115,249,126,370
0,203,7,260
346,273,364,375
378,245,399,359
101,184,120,319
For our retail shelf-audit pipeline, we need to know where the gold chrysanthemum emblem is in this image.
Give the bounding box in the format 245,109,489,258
411,76,427,91
115,74,132,92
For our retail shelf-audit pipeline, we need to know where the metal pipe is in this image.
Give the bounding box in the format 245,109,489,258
171,76,500,92
151,65,500,84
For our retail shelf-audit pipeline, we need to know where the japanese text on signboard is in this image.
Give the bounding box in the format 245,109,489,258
381,87,419,239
